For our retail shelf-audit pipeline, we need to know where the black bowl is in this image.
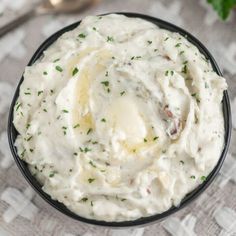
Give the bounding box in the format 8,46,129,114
8,12,231,227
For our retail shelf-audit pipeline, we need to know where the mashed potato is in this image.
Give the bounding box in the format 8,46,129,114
13,14,227,221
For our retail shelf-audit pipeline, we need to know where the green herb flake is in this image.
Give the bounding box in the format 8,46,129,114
165,70,169,76
120,91,125,96
49,171,56,178
107,36,114,42
170,70,174,76
101,81,109,87
121,198,126,201
92,27,97,31
201,176,207,181
30,149,34,153
101,118,106,122
84,147,92,153
153,136,159,141
62,109,69,113
43,109,47,112
81,197,88,202
180,160,185,165
190,175,196,179
43,71,48,75
91,201,94,206
88,178,95,183
164,37,169,41
105,71,108,77
147,40,152,45
181,64,188,74
53,58,60,63
72,67,79,76
87,128,93,135
26,136,33,141
38,91,43,96
162,150,166,153
144,138,147,143
179,50,185,55
73,152,78,156
55,66,63,72
24,92,31,95
175,43,182,48
73,123,80,129
89,161,96,168
78,33,86,38
15,103,22,111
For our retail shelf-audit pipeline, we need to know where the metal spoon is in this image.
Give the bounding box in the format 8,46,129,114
0,0,96,38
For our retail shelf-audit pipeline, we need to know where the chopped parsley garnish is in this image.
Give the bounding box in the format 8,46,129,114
190,175,196,179
73,152,78,156
55,66,63,72
15,102,22,111
80,197,88,202
62,109,69,113
120,91,125,96
50,89,54,94
26,136,33,141
180,160,185,165
78,33,86,38
43,71,48,75
179,51,185,55
84,147,91,153
37,91,43,96
105,71,108,77
112,56,115,59
26,123,30,129
170,70,174,76
121,198,126,201
72,67,79,76
49,171,57,177
107,36,114,42
53,58,60,63
87,128,93,135
101,118,106,122
43,109,47,112
91,201,94,206
183,60,188,64
88,178,95,183
164,37,169,41
92,27,97,31
73,123,80,128
24,92,31,95
162,150,166,153
20,149,26,158
165,70,169,76
191,93,200,103
30,149,34,152
147,40,152,44
89,160,96,168
201,176,206,181
153,136,159,141
144,138,147,142
175,43,182,48
101,81,109,87
181,64,188,74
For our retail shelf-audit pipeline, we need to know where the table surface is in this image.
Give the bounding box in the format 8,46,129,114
0,0,236,235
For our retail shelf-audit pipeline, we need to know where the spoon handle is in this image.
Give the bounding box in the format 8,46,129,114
0,9,35,38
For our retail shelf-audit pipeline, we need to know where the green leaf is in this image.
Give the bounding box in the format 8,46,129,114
207,0,236,20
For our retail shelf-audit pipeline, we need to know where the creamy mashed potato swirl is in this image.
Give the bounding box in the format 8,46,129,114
13,14,227,221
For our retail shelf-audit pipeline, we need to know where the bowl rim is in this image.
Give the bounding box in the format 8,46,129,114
8,12,232,228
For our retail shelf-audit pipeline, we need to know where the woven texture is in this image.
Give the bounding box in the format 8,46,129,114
0,0,236,235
